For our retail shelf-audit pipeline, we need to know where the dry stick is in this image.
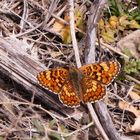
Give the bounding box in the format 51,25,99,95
100,41,129,59
86,2,110,139
63,122,93,137
68,1,109,140
1,6,58,50
20,0,28,31
126,75,140,85
87,1,121,139
69,0,81,68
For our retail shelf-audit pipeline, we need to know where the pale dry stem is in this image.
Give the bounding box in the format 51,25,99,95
68,0,109,140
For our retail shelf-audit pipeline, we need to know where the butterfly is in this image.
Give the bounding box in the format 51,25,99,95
37,61,120,107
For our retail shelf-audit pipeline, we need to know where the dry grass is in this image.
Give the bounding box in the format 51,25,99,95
0,0,139,140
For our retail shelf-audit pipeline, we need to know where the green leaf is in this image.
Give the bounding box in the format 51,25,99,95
121,47,133,57
32,119,45,135
124,59,140,74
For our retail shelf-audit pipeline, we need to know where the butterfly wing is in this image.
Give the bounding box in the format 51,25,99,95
59,80,80,107
79,61,120,85
81,77,106,103
37,68,69,93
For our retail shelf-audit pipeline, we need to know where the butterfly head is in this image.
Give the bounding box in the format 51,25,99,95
69,68,84,81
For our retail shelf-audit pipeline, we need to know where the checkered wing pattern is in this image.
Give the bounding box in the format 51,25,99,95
37,68,69,93
79,61,120,85
81,77,106,103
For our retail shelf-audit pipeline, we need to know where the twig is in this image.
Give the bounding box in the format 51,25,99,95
100,41,129,59
69,0,81,68
126,75,140,85
87,102,109,140
124,85,134,99
63,122,93,137
86,28,96,63
0,5,59,50
20,0,28,31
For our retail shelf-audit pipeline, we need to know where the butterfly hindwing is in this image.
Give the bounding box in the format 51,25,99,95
59,80,80,107
81,77,106,103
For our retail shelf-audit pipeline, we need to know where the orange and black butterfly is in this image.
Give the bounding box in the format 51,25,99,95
37,61,120,107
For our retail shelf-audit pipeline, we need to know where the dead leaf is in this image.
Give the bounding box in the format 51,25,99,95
109,16,119,29
98,18,105,29
128,116,140,132
101,28,116,43
129,20,140,29
117,30,140,58
52,5,85,44
119,15,129,29
129,91,140,100
118,101,140,117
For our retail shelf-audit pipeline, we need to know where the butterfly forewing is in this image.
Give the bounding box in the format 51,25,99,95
37,68,69,93
79,61,120,85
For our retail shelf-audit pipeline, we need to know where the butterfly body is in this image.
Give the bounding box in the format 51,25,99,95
37,61,120,107
68,68,84,99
